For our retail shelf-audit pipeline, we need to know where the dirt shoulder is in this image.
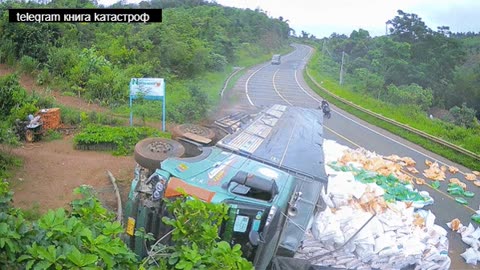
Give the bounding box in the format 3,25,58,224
10,134,135,213
1,64,132,213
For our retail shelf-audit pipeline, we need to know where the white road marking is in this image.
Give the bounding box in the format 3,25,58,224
291,45,465,171
272,69,292,106
247,43,464,171
245,63,269,106
294,69,320,103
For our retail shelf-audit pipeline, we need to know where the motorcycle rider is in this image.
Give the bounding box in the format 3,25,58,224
320,100,331,119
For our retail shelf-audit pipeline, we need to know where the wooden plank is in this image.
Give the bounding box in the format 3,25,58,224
183,132,211,144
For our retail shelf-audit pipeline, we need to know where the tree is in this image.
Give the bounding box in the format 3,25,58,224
387,10,431,43
384,84,433,110
449,103,478,128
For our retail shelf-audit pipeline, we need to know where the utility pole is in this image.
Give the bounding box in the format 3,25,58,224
339,51,345,85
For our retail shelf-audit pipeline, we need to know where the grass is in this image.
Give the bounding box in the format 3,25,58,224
319,77,480,153
74,124,171,155
110,43,294,123
44,129,63,141
0,150,22,181
21,202,41,221
304,56,480,171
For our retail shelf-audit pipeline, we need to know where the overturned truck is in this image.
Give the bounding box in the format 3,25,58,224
124,105,328,269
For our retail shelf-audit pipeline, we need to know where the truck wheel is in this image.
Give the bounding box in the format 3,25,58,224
173,124,216,141
134,138,185,171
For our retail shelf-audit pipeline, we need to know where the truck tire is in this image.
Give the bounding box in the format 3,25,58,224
172,124,216,141
134,138,185,171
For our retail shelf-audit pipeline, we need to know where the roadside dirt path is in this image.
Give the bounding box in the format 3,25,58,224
1,64,133,213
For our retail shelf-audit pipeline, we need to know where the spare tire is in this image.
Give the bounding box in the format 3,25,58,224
134,138,185,171
172,124,216,141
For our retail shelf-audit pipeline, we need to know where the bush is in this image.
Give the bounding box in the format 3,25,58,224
383,84,433,111
0,74,39,123
141,195,253,270
59,106,81,125
0,39,16,65
36,68,51,85
449,103,478,128
73,124,170,155
19,55,39,74
208,53,228,71
0,182,253,270
0,183,139,269
46,47,76,78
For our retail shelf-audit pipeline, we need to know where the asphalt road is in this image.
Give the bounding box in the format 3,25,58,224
222,43,479,269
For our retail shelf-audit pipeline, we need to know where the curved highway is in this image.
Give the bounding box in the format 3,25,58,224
222,43,478,269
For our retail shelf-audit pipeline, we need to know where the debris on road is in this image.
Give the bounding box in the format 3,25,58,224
466,173,477,181
423,162,446,181
295,140,450,269
448,219,480,265
449,166,460,174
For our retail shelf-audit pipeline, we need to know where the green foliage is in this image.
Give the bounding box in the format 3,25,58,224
74,124,170,155
0,181,36,268
44,129,63,141
0,121,20,146
0,39,16,65
0,74,26,116
2,184,139,269
449,103,478,128
80,111,123,126
0,166,252,269
0,1,290,119
0,182,138,269
383,84,433,110
59,105,82,125
0,74,40,126
304,67,480,170
36,68,52,85
19,55,40,74
320,10,472,113
141,195,253,270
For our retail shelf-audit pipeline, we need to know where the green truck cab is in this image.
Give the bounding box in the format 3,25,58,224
124,105,328,269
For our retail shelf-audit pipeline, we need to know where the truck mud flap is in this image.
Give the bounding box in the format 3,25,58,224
134,204,148,256
124,197,139,251
125,197,174,258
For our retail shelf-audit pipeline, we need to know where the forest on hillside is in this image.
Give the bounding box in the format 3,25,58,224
0,0,290,124
310,10,480,127
0,2,289,267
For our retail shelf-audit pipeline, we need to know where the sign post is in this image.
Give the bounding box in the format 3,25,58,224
129,78,166,131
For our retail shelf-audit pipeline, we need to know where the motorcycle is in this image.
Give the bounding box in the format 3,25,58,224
320,100,331,119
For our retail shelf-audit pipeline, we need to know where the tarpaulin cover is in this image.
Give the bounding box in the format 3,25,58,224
217,105,327,182
217,105,328,254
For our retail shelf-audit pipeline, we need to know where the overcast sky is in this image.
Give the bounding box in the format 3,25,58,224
97,0,480,38
213,0,480,38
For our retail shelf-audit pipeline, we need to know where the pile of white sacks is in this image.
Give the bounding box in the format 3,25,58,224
294,140,451,270
448,216,480,265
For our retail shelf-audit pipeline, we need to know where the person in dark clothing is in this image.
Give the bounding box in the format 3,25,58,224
320,100,331,119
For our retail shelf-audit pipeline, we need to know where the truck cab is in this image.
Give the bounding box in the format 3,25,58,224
124,105,328,269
